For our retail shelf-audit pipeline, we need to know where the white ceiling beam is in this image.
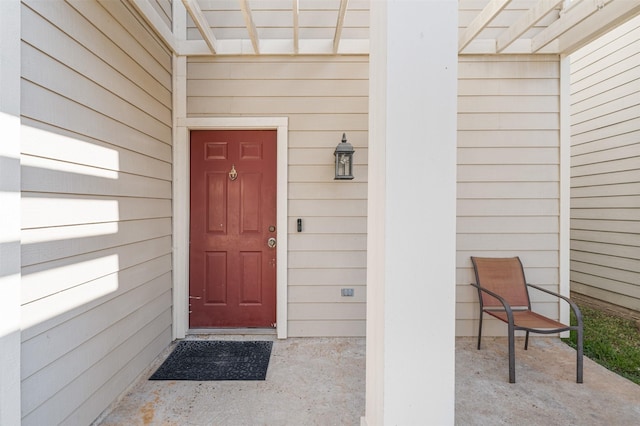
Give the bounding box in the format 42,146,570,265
333,0,349,54
496,0,563,53
128,0,178,52
182,0,219,54
172,0,187,40
461,38,559,54
180,38,369,56
531,0,614,53
557,0,640,54
459,0,513,53
239,0,260,54
293,0,299,54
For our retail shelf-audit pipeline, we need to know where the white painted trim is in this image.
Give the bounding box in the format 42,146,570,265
172,56,188,339
559,55,571,333
364,0,386,423
178,39,369,56
173,116,289,340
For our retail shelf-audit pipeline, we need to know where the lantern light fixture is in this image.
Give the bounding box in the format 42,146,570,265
334,133,355,180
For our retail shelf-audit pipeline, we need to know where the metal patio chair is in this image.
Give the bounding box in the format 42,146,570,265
470,256,583,383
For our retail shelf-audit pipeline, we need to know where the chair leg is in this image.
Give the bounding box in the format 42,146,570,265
508,322,516,383
524,331,529,350
577,326,584,383
477,312,483,350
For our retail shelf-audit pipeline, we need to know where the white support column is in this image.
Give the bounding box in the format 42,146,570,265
364,1,458,425
0,0,22,424
172,54,188,340
172,1,188,339
559,55,571,331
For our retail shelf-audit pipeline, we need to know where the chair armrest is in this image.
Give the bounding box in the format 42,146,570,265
526,283,583,327
470,283,516,323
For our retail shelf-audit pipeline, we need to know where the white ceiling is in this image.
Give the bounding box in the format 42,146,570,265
131,0,640,56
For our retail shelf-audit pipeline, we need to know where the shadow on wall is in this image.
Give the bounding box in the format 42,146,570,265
18,123,173,425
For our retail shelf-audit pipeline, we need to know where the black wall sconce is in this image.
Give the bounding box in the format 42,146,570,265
334,133,355,180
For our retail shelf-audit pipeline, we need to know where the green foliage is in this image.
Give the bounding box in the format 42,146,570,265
564,305,640,385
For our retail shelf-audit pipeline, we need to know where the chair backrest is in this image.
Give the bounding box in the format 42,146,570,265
471,257,530,309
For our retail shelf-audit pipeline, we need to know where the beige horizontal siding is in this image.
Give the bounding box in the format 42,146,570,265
287,217,367,234
569,16,640,315
21,155,171,199
289,251,367,269
289,165,368,182
187,55,368,337
457,54,561,337
289,286,367,303
21,218,172,267
21,194,172,229
21,121,171,179
21,254,173,340
21,278,172,415
288,268,366,286
21,239,171,309
23,1,171,105
190,79,369,97
20,1,172,424
571,218,640,234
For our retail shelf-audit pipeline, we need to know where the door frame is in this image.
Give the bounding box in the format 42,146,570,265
173,117,288,339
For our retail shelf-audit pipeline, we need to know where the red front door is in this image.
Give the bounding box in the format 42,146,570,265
189,130,277,328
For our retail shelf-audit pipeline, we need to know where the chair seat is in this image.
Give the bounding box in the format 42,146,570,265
486,309,568,330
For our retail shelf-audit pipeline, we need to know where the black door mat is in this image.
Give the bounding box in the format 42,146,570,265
149,340,273,381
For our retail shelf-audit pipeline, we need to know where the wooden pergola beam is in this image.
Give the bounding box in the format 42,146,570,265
531,0,614,53
181,0,218,54
333,0,349,54
557,0,640,54
293,0,299,54
128,0,178,52
239,0,260,54
459,0,513,53
496,0,563,53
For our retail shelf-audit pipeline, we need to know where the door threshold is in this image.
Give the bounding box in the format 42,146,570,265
188,328,277,336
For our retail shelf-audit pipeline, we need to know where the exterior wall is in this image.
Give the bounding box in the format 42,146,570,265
0,1,22,423
187,56,368,337
569,16,640,316
456,55,562,336
20,1,173,424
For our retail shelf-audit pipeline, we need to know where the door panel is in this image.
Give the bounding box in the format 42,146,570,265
205,252,227,304
190,130,277,327
240,251,262,303
206,173,227,233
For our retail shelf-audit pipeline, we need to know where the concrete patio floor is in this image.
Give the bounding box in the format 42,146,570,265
94,336,640,425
